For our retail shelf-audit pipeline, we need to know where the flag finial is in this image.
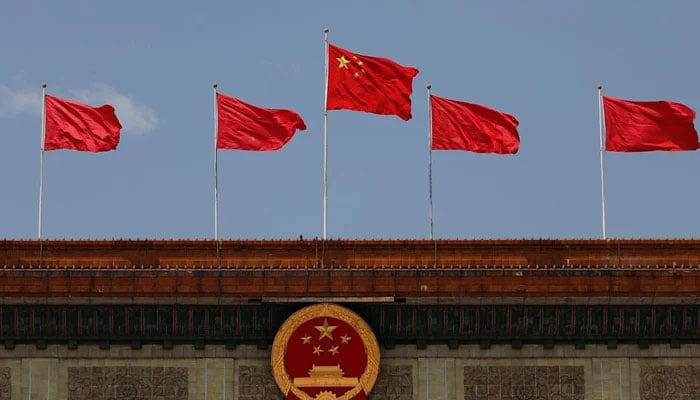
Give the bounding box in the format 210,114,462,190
323,27,329,33
213,82,218,89
41,83,47,89
597,84,603,90
426,84,432,90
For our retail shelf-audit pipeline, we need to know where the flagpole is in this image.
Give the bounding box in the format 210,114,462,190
38,83,47,242
597,84,607,239
323,27,329,240
213,83,220,242
427,84,434,240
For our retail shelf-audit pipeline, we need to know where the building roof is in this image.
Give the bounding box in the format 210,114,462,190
1,239,699,300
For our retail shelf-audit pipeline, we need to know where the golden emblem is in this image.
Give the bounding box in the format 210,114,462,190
271,303,380,400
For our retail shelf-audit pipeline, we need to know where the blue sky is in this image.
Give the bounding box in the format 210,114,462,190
1,1,699,239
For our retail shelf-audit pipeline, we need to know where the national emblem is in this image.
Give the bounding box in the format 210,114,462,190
271,303,380,400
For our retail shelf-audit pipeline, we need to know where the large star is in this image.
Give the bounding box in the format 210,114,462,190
315,318,337,341
337,55,351,69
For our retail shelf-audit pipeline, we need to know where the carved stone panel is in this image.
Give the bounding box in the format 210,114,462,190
238,365,283,400
67,366,187,400
640,366,700,400
372,365,413,400
0,367,9,400
464,366,584,400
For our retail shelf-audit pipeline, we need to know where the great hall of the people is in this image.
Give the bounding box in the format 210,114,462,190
0,238,698,400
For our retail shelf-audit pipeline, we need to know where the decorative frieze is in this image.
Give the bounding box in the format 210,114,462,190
238,365,282,400
464,366,584,400
640,366,700,400
0,367,9,400
67,366,187,400
372,365,413,400
1,304,695,346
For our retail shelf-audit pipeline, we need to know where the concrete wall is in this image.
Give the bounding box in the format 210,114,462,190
0,344,697,400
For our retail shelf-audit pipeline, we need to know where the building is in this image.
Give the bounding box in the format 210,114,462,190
0,239,698,399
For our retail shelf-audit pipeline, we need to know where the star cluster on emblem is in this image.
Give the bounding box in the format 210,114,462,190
300,318,352,356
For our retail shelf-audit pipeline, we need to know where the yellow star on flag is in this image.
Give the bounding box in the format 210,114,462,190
340,334,351,344
313,345,323,355
301,334,311,344
315,318,337,341
337,55,351,69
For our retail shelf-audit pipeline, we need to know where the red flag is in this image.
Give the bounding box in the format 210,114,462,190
603,96,699,152
326,43,419,121
216,93,306,151
430,95,520,154
44,95,121,152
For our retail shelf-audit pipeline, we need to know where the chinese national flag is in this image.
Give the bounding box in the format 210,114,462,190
603,96,699,152
326,43,419,121
44,95,122,152
430,95,520,154
216,92,307,151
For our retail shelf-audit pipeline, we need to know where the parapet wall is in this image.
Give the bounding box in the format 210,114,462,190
4,239,700,269
1,239,700,300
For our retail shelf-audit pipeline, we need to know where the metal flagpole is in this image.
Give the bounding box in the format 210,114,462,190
427,84,434,240
597,84,607,239
323,28,329,240
213,83,220,242
38,83,47,241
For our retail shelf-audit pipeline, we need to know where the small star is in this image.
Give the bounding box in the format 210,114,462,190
301,334,311,344
358,61,364,66
315,319,337,341
354,72,359,78
329,346,340,356
337,55,350,69
340,334,351,344
313,345,323,355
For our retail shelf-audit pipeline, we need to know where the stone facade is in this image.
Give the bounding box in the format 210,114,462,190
0,344,699,399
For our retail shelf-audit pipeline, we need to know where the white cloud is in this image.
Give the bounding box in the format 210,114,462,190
72,84,158,135
0,84,42,117
0,83,158,135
